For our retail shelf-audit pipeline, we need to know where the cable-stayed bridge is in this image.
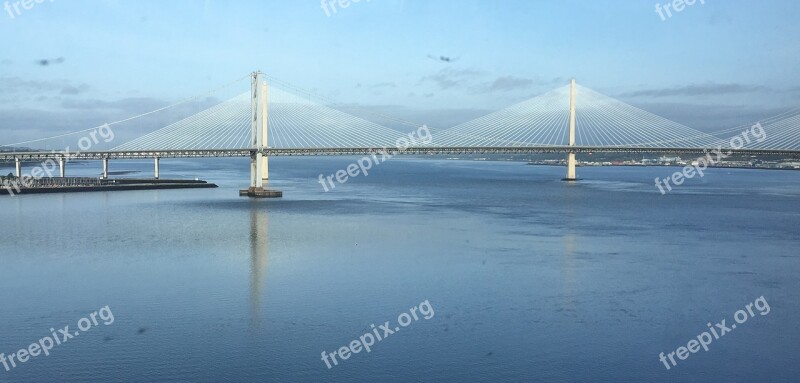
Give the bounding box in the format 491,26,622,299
2,72,799,196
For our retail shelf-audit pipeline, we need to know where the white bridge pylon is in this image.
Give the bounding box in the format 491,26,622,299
250,72,268,190
241,71,282,198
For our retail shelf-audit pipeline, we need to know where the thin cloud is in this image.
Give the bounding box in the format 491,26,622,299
367,82,397,96
0,77,87,96
420,68,486,90
632,101,788,132
475,76,534,93
471,75,567,94
0,97,223,146
370,82,397,89
620,83,771,98
59,97,218,115
332,103,492,130
60,84,90,95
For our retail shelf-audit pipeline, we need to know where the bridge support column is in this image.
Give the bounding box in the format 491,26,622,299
241,71,281,198
59,157,66,178
564,79,578,182
102,158,109,179
15,158,21,178
250,152,263,188
261,78,270,186
154,157,160,179
268,156,269,185
567,152,576,180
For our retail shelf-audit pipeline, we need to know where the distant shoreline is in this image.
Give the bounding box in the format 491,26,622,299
525,163,800,172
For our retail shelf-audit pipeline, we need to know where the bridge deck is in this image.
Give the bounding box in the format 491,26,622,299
1,147,799,161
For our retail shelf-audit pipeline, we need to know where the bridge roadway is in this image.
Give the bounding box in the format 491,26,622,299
2,146,800,161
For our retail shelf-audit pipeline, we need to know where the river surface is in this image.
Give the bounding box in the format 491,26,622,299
1,157,798,382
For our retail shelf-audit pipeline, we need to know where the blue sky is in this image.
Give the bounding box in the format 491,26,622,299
1,0,799,144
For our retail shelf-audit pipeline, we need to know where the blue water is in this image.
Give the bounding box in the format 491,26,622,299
1,158,799,382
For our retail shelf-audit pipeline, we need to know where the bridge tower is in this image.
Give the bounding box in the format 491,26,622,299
565,79,578,181
240,71,282,198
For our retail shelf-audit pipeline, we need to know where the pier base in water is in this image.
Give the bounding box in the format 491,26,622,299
239,187,283,198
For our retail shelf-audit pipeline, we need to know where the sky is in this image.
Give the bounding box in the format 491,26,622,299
1,0,799,146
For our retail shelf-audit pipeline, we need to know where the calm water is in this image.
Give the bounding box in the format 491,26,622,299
1,158,799,382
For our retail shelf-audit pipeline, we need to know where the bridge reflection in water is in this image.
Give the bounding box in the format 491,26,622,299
249,205,270,331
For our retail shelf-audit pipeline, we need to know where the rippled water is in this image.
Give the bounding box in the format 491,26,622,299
1,158,798,382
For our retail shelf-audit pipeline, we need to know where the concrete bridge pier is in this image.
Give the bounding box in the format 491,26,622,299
59,157,66,178
102,158,109,179
567,152,577,181
262,152,269,186
154,157,160,179
250,152,262,187
15,158,21,178
564,79,578,182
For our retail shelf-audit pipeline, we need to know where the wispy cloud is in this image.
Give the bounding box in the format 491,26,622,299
475,76,533,93
470,75,567,95
60,97,169,111
365,82,398,96
333,103,492,130
59,84,91,95
370,82,396,89
632,101,788,132
0,77,88,97
420,68,486,90
420,70,566,94
0,77,57,94
620,83,771,98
